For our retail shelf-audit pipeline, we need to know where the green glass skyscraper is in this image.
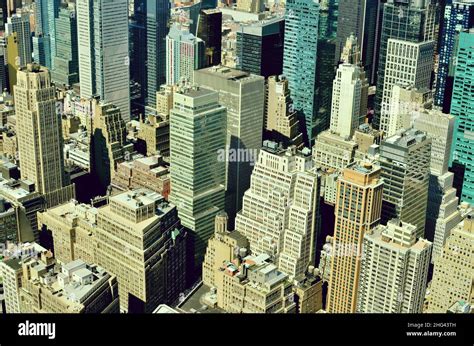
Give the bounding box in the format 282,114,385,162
51,3,78,87
449,29,474,204
283,0,320,145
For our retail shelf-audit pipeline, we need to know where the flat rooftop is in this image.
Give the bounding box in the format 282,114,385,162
179,283,225,314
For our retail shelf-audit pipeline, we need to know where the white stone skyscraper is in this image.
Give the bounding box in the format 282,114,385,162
357,219,432,313
428,211,474,313
330,63,368,139
77,0,130,121
235,142,320,279
380,39,435,135
14,64,75,210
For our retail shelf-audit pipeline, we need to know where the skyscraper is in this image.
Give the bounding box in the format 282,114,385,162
380,129,431,238
357,220,432,313
327,163,383,313
428,210,474,312
6,13,31,68
411,108,458,243
33,0,60,69
330,63,368,139
51,2,79,87
434,0,474,112
77,0,130,121
336,0,380,82
265,75,303,148
130,0,147,115
449,29,474,204
197,9,222,67
194,66,265,228
146,0,170,106
235,142,320,278
236,17,285,78
283,0,320,145
374,0,437,129
90,99,133,193
14,64,75,209
380,39,435,135
168,86,226,263
38,189,189,313
166,23,205,86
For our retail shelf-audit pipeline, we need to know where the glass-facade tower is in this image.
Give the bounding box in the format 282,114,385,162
434,0,474,112
283,0,320,145
449,30,474,204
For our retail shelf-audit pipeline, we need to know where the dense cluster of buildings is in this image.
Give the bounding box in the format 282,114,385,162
0,0,472,315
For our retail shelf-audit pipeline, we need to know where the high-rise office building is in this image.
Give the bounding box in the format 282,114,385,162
327,162,383,313
380,129,431,238
283,0,320,145
434,0,474,112
168,86,226,263
330,63,369,139
38,189,190,313
5,13,31,68
387,85,433,139
47,0,61,69
236,16,285,78
194,66,265,227
357,219,432,313
0,44,6,92
5,33,19,93
14,64,75,209
90,99,133,193
197,9,222,67
336,0,380,82
51,2,79,87
77,0,130,121
410,108,458,242
449,30,474,204
428,211,474,312
146,0,170,106
265,75,303,148
374,0,438,129
430,173,463,263
235,142,321,278
33,0,59,69
166,23,205,85
380,39,435,135
129,0,147,114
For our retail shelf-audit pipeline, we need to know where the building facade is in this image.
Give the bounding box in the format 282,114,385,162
327,163,383,313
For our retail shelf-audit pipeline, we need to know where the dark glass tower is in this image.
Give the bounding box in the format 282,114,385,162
130,0,147,116
236,17,285,78
51,3,79,87
197,9,222,67
146,0,170,107
336,0,380,83
434,0,474,113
